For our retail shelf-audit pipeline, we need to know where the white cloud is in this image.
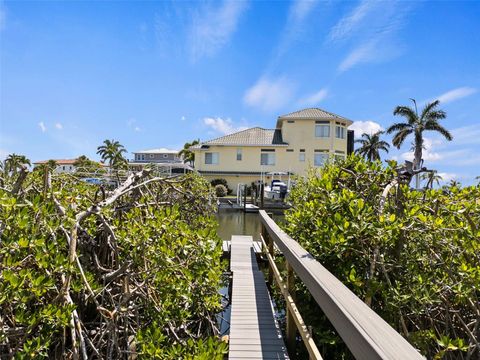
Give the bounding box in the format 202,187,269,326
0,148,9,160
437,172,457,182
435,87,477,104
274,0,319,59
290,0,318,23
338,40,377,72
334,1,411,72
127,118,141,132
348,120,383,137
0,5,6,32
38,122,46,133
203,117,248,135
55,123,63,130
243,76,295,112
451,124,480,146
181,116,186,121
189,1,248,61
328,0,377,42
298,88,328,106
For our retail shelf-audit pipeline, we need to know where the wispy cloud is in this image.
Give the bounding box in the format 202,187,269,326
0,5,6,32
38,122,46,133
328,0,377,42
333,0,412,73
127,118,141,132
434,87,477,104
55,122,63,130
349,120,383,137
189,1,248,61
203,117,248,135
181,116,186,121
451,124,480,146
244,76,296,112
297,88,328,106
274,0,319,59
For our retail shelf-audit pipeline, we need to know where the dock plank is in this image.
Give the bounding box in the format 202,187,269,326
229,235,289,360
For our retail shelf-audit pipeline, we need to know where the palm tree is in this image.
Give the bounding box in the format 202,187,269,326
387,99,452,171
421,170,442,188
354,131,390,161
179,139,200,166
74,155,102,176
96,140,127,171
5,153,31,175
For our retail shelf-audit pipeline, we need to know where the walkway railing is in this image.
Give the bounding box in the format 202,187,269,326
259,210,423,360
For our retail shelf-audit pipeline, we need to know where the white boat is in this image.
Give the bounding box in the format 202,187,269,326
262,171,290,200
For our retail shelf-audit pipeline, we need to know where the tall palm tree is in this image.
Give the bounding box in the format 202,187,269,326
5,153,31,175
354,131,390,161
386,99,453,171
179,139,200,166
96,139,127,171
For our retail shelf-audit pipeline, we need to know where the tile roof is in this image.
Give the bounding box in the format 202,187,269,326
278,108,352,124
192,127,288,148
33,159,78,165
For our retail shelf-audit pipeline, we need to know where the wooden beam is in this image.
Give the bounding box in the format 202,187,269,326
259,210,423,360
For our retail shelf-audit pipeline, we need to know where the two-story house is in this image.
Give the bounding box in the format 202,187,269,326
128,148,192,174
191,108,354,193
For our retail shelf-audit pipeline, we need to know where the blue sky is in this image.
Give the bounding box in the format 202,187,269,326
1,0,479,185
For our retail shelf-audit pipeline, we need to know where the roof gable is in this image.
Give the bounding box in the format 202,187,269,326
192,127,287,148
277,108,353,127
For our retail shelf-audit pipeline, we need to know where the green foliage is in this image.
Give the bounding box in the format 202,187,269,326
0,170,226,357
284,155,479,359
214,184,227,197
210,178,232,195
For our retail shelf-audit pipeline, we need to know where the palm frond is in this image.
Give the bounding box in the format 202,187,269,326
392,129,412,148
386,122,411,134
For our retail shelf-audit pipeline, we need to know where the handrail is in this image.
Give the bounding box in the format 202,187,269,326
259,210,423,360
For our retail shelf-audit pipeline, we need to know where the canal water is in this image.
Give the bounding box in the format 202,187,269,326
216,210,285,336
215,211,284,241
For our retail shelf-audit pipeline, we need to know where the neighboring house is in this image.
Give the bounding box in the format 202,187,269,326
191,108,354,193
33,159,77,174
128,148,192,174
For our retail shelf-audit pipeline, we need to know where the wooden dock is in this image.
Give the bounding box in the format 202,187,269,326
229,235,289,360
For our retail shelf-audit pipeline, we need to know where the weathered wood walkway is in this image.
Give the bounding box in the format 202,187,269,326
229,235,289,360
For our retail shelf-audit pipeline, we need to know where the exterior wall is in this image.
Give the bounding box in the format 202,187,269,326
133,153,180,162
193,118,350,192
54,164,75,174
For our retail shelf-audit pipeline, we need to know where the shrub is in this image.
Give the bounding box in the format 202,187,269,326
214,184,227,197
210,179,232,195
284,155,479,359
0,169,226,358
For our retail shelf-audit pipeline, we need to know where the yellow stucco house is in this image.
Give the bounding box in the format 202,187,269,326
192,108,354,193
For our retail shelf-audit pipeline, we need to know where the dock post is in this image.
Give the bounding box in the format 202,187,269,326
260,183,264,209
243,186,247,212
286,261,297,357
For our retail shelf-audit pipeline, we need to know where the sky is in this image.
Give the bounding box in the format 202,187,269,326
1,0,479,185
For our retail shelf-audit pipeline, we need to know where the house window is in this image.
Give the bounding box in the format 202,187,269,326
336,126,345,139
163,154,168,158
287,120,295,123
236,148,242,161
150,154,155,158
260,153,275,165
286,149,294,152
141,154,145,160
315,121,330,138
205,152,219,165
314,151,329,167
62,166,65,170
